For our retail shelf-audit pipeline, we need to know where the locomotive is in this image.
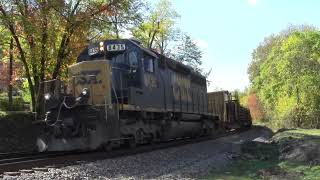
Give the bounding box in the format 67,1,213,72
37,39,251,152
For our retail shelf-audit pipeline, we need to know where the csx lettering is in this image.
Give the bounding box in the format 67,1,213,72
75,70,101,85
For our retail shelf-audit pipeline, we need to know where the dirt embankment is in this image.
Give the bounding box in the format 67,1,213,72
273,129,320,165
0,112,39,152
207,127,320,180
239,128,320,179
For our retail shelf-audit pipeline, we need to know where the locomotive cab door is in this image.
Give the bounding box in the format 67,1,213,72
141,53,164,110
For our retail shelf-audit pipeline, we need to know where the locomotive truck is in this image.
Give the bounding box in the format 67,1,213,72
37,39,251,152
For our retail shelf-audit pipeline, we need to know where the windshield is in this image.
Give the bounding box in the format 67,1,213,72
112,53,126,64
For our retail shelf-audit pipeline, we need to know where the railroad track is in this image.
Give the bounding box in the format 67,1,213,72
0,151,44,160
0,127,250,177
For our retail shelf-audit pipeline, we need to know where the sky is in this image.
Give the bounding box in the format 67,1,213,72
167,0,320,92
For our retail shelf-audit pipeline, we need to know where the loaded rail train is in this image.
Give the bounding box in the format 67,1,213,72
37,39,251,152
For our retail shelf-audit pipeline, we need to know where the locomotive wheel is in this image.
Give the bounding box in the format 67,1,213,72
136,128,144,144
102,143,112,152
148,133,155,144
128,137,136,148
123,136,136,149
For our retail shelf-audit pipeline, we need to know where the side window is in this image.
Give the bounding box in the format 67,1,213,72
129,51,138,67
144,55,154,73
114,53,125,64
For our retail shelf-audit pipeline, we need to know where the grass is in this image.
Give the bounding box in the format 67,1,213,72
279,162,320,180
207,159,279,180
272,129,320,144
277,128,320,136
205,129,320,180
207,159,320,180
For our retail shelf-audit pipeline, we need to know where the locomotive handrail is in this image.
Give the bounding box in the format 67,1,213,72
111,65,127,111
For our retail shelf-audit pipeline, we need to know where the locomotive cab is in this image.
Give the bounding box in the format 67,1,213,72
77,39,159,107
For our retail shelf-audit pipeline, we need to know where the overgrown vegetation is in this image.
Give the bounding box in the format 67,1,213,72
207,129,320,180
247,25,320,129
0,111,37,152
0,96,24,111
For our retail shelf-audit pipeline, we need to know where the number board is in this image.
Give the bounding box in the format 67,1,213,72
107,44,126,52
88,47,99,56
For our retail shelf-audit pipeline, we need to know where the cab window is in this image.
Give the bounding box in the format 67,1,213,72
113,53,125,64
129,51,138,67
144,56,154,73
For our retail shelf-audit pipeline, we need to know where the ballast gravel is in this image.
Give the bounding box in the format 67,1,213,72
3,127,272,180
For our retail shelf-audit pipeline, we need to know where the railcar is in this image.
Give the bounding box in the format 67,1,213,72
37,39,251,152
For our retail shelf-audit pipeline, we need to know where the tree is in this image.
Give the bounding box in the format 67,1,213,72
171,34,211,79
0,0,140,112
0,26,22,110
248,26,320,128
131,0,210,78
173,34,202,72
247,92,265,122
131,0,179,53
7,37,13,110
97,0,145,39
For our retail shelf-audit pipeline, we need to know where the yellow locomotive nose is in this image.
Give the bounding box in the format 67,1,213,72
68,60,112,105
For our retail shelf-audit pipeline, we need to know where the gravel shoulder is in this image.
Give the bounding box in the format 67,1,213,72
4,126,273,180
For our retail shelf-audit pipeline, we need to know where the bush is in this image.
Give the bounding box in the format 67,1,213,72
0,111,35,122
0,111,38,152
0,96,25,111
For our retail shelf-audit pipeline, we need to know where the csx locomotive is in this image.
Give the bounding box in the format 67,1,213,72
37,39,251,152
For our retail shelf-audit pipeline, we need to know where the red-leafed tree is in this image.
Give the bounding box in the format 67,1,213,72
247,93,266,121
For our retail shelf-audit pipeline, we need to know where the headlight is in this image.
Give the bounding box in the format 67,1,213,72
81,88,88,96
75,88,89,103
99,41,104,51
44,93,51,100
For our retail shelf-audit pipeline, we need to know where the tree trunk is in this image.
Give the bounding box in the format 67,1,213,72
114,14,120,39
149,22,158,49
8,38,13,111
52,33,68,80
0,5,36,111
37,6,48,116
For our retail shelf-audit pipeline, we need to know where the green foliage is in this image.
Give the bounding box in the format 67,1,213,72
0,0,146,111
131,0,179,52
279,162,320,180
0,111,37,152
249,26,320,129
0,96,24,111
207,159,320,180
173,35,203,72
91,0,145,39
207,159,279,180
272,128,320,142
0,111,34,122
21,79,31,103
131,0,209,77
239,94,248,108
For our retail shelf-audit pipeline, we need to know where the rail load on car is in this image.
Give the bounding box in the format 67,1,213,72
207,91,252,130
36,39,251,152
